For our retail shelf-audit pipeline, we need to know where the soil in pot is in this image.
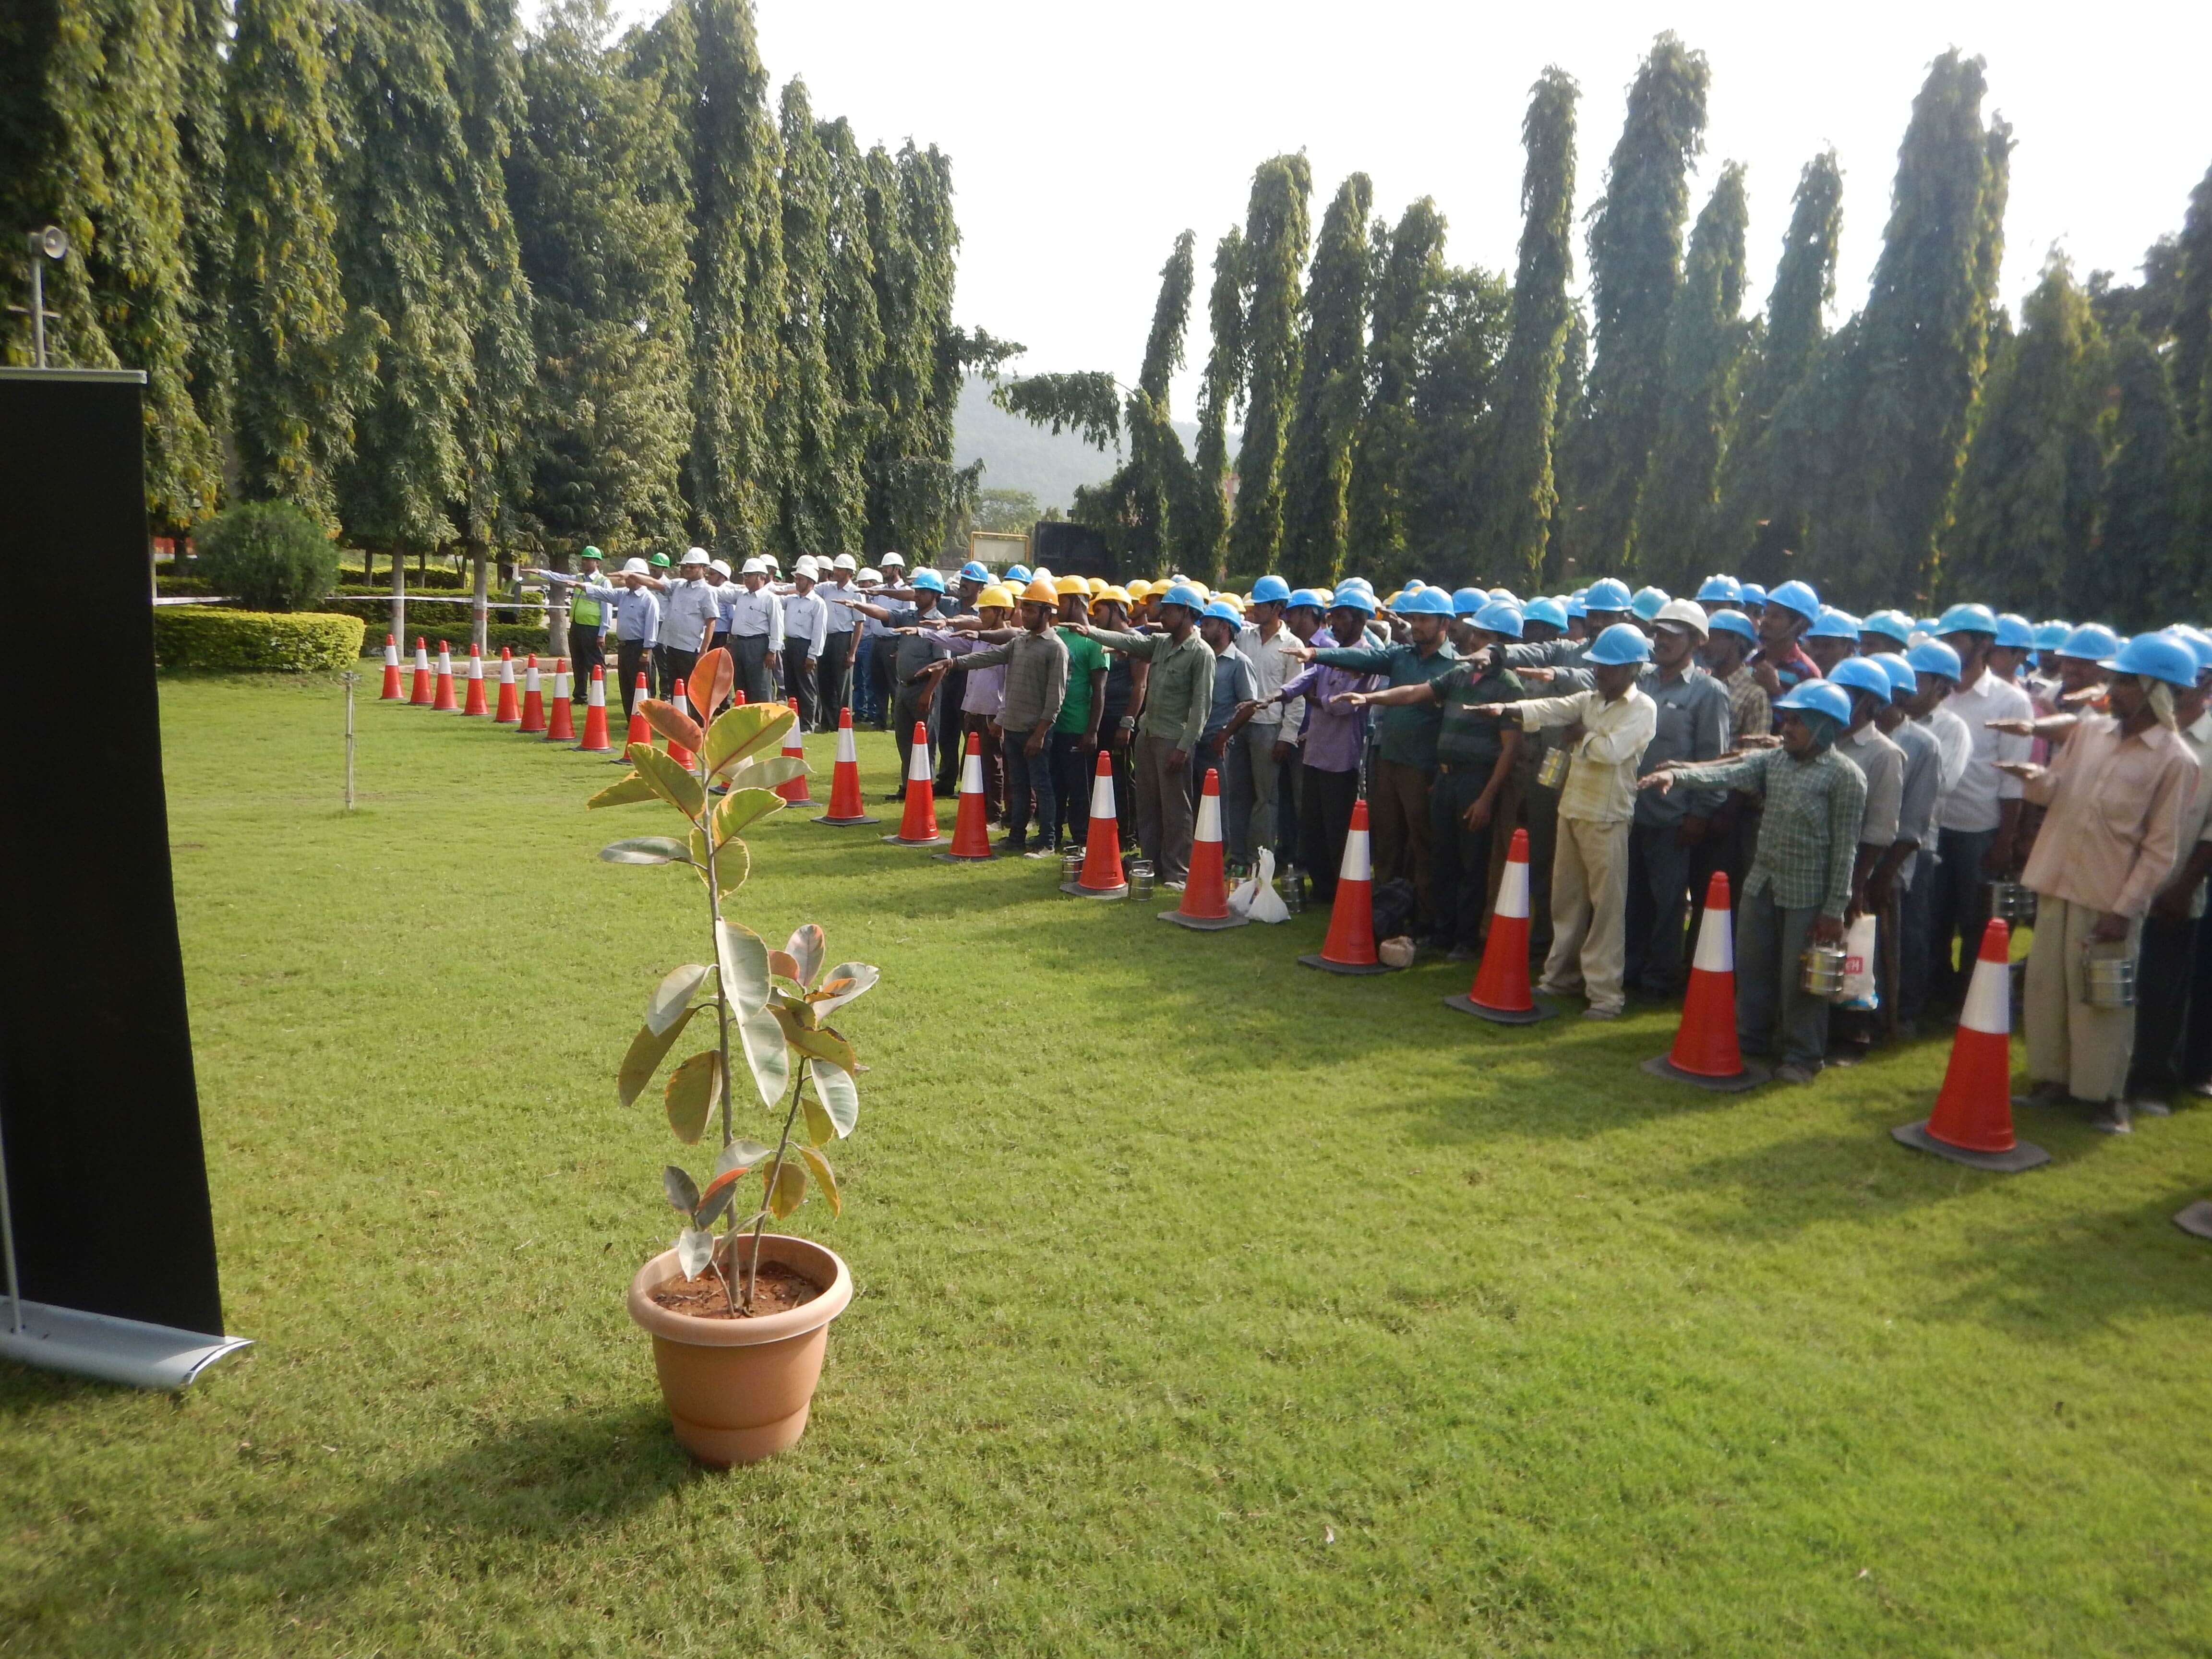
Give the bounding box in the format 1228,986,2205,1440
649,1260,822,1320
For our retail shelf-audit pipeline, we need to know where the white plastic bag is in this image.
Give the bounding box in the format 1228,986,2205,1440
1228,847,1291,925
1837,912,1879,1009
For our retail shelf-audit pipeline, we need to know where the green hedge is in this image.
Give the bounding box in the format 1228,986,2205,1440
155,572,215,596
359,621,550,658
154,608,367,673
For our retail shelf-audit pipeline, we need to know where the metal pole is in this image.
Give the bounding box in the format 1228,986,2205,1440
342,673,357,811
29,248,45,368
0,1081,23,1335
390,547,406,654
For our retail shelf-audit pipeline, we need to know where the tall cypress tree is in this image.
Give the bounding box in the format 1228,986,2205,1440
0,0,221,525
1127,229,1200,568
2171,163,2212,438
510,0,690,556
1716,149,1841,573
1281,172,1374,587
227,0,381,528
1347,197,1447,578
1820,50,2007,601
1405,265,1512,578
1945,256,2105,613
817,114,883,553
1637,162,1751,590
1190,227,1244,582
178,0,233,479
1226,154,1312,576
2093,324,2184,625
1477,67,1578,586
768,78,857,560
1544,305,1589,582
1571,32,1709,574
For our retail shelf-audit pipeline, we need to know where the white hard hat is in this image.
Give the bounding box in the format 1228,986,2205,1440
680,546,708,566
1655,598,1709,637
880,550,906,566
832,553,857,571
760,552,781,568
709,559,731,577
858,567,882,584
740,556,768,577
793,555,820,577
621,557,649,576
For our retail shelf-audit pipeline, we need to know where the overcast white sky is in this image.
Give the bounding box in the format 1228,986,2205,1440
585,0,2212,415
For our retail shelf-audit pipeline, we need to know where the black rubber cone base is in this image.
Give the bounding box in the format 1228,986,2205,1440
1891,1118,2050,1172
1159,907,1242,928
1298,952,1395,975
812,814,879,826
932,849,1000,863
1444,993,1555,1025
883,832,946,847
2173,1201,2212,1239
1640,1052,1770,1092
1062,880,1129,898
780,797,820,811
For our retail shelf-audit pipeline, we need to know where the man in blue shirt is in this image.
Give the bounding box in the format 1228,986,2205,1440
814,553,864,722
559,557,663,717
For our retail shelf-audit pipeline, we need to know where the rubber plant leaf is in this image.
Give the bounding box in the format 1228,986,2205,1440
689,649,734,720
662,1165,700,1214
712,788,784,844
587,771,659,809
766,1158,807,1219
675,1226,715,1280
772,1005,858,1075
785,924,826,988
639,698,703,752
600,836,690,865
809,962,878,1017
809,1059,858,1137
705,703,793,774
799,1146,842,1217
663,1050,723,1145
617,1007,699,1107
715,921,770,1016
645,964,710,1035
718,755,806,792
736,1003,790,1106
627,743,705,819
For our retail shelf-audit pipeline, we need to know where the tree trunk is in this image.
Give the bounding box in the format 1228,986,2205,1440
389,545,407,649
469,541,489,654
549,548,572,659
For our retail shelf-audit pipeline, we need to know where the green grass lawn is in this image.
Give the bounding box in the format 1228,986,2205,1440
6,674,2212,1657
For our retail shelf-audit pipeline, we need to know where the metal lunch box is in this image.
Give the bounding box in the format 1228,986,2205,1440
1800,942,1848,998
2081,951,2136,1009
1129,859,1155,901
1279,864,1305,914
1984,881,2037,926
1537,747,1571,790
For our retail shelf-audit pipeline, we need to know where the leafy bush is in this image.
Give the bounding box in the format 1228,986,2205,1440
192,501,340,612
154,608,365,672
359,622,550,658
155,571,214,596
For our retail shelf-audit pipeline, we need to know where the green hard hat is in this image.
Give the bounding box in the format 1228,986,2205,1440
649,551,672,567
580,545,602,562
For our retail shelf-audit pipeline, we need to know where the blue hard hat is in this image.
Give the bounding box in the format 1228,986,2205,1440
1005,564,1031,583
1707,608,1757,644
1248,574,1291,605
1472,601,1524,639
1695,574,1743,605
1341,575,1375,592
2056,623,2120,662
2104,632,2200,688
1587,622,1653,666
1775,679,1853,725
959,560,989,582
1739,582,1769,607
1767,578,1821,621
1827,657,1894,701
1806,606,1861,640
2169,626,2212,673
1870,652,1918,699
1159,581,1207,612
1565,595,1588,619
1396,586,1455,616
1630,585,1670,623
1861,609,1915,649
1906,639,1962,681
1993,612,2036,649
1329,585,1378,615
1935,601,1998,637
1450,586,1488,616
1402,578,1428,592
1285,587,1329,613
2031,621,2072,650
1523,596,1569,631
910,567,946,593
1583,577,1633,613
1199,600,1242,625
1488,587,1522,606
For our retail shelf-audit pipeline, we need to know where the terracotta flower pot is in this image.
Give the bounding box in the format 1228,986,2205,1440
625,1233,853,1466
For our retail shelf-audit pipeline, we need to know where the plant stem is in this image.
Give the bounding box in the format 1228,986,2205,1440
695,742,734,1151
745,1071,807,1313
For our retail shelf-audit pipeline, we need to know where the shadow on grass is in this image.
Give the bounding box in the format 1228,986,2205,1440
3,1398,698,1649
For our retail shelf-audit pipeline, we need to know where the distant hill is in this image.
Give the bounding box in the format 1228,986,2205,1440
952,376,1214,511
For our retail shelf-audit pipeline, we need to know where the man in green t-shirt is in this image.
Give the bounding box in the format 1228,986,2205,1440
1052,579,1109,847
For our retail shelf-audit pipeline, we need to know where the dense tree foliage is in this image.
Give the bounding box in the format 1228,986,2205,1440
1348,198,1449,577
1280,173,1374,588
1227,154,1313,576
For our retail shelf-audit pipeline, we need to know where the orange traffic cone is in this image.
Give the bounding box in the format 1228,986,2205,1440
408,637,433,705
517,655,545,733
1066,750,1129,898
1640,873,1765,1086
1446,826,1552,1022
1300,798,1390,974
460,644,488,715
935,732,997,862
624,674,651,754
1160,767,1234,922
664,679,696,768
432,641,457,711
773,698,817,808
545,660,575,741
493,649,519,722
379,634,403,699
1893,919,2048,1171
883,723,944,845
576,665,611,752
814,707,878,825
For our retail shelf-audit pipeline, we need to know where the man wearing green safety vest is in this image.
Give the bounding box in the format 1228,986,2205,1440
530,546,605,699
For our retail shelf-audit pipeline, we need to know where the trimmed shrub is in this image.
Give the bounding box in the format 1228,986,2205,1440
154,608,366,672
359,621,549,658
193,501,341,612
155,572,214,596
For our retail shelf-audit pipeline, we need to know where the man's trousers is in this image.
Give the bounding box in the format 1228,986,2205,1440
1133,732,1195,883
1369,756,1435,927
1539,815,1630,1015
2026,894,2140,1103
1735,888,1829,1071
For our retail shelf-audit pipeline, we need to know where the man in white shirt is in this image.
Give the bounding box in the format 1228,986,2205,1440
1896,638,1973,1027
814,553,863,723
1927,606,2032,1010
1236,575,1305,868
653,547,722,697
723,556,785,706
780,557,831,729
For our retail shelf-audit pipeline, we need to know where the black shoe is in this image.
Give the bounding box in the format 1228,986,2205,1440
882,790,905,803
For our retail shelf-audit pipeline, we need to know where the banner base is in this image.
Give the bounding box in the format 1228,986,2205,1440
0,1300,250,1391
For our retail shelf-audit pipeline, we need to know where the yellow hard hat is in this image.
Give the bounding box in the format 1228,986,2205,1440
1125,579,1152,600
1086,576,1107,596
1183,579,1211,603
1096,585,1131,606
1217,591,1245,611
1053,574,1088,597
1020,576,1059,605
976,584,1017,610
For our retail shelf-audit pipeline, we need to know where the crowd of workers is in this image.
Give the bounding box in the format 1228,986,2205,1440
533,544,2212,1126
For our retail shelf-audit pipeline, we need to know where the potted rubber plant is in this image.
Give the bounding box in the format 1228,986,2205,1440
586,647,880,1466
